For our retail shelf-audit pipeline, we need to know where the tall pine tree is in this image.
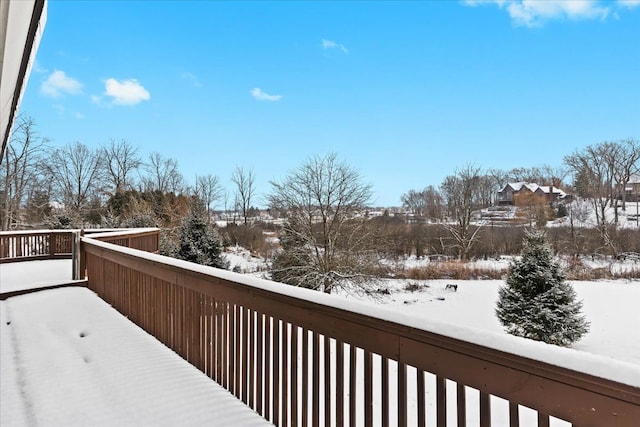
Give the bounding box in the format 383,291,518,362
496,229,589,346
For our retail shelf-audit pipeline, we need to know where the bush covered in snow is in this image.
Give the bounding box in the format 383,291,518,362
496,229,589,346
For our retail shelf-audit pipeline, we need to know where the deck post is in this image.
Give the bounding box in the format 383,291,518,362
71,230,81,280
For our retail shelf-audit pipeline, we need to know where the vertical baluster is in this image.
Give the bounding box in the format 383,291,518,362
229,304,236,394
265,316,272,421
364,350,373,426
248,309,255,409
336,340,344,427
242,306,249,404
283,322,289,427
216,299,222,383
382,357,389,427
325,335,332,427
291,325,299,427
417,370,425,427
538,412,550,427
509,402,519,427
398,362,407,427
457,383,467,427
257,312,264,416
235,305,242,399
222,301,228,389
436,376,446,427
349,345,357,427
313,331,320,427
480,391,491,427
302,328,309,427
273,318,281,426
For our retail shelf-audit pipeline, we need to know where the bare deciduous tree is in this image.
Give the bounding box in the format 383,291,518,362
401,186,443,221
564,141,619,254
231,166,255,224
401,189,427,217
0,116,48,230
143,152,184,194
47,142,104,215
565,142,616,226
440,164,484,261
612,138,640,213
194,173,222,223
268,153,374,294
102,139,141,195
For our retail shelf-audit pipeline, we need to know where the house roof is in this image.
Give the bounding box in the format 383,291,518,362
536,185,567,197
501,182,567,197
502,182,539,192
0,0,47,160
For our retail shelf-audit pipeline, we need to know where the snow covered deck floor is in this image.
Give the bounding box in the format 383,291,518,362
0,287,271,426
0,259,81,295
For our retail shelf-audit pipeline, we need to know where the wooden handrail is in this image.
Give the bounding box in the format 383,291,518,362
0,230,74,263
83,238,640,427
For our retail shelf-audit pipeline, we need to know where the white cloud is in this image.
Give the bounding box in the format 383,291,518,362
465,0,612,26
618,0,640,8
104,78,150,106
41,70,82,97
74,112,85,119
321,39,349,54
251,88,283,102
181,72,202,88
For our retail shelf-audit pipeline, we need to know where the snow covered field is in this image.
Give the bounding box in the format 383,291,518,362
333,278,640,366
0,287,269,427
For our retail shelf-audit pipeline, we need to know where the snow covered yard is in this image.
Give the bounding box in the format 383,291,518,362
224,245,269,273
0,287,270,427
334,279,640,366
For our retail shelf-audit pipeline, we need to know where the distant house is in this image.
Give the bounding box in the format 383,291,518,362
615,173,640,202
497,182,569,206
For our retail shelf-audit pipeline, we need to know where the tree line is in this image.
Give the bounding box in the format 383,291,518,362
1,115,258,231
400,138,639,258
2,115,639,294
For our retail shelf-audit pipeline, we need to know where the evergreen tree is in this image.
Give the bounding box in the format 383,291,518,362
175,200,228,269
496,229,589,346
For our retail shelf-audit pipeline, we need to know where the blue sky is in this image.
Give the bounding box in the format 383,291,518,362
19,0,640,207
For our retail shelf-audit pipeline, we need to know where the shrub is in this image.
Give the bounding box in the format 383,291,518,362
175,205,228,269
495,229,589,346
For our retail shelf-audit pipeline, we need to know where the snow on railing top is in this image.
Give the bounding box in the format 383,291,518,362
0,229,75,236
83,228,159,239
0,228,158,237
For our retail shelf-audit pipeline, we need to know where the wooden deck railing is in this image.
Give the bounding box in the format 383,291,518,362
82,237,640,427
0,230,74,263
1,227,159,284
84,228,159,253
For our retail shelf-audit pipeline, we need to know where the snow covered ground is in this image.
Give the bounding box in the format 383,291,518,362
224,245,269,273
332,278,640,366
0,287,270,427
548,198,640,229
